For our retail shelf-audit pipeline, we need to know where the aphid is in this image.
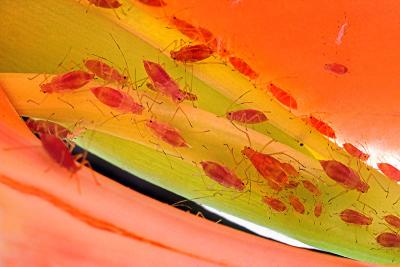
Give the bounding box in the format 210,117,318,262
146,119,188,148
384,215,400,228
169,16,200,40
26,118,74,139
324,63,348,75
267,83,298,109
262,196,287,212
376,233,400,247
143,60,185,102
137,0,166,7
289,195,305,214
335,22,348,46
339,209,372,225
40,70,94,93
147,82,197,102
301,180,321,196
377,163,400,182
314,202,323,217
343,143,369,161
267,179,283,192
320,160,369,193
199,161,245,191
40,133,79,173
285,180,300,189
303,115,336,139
226,109,268,124
84,59,127,84
228,56,259,80
170,44,214,63
87,0,122,8
241,146,288,186
90,86,144,114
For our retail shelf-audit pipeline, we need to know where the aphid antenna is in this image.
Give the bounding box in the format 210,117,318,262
224,89,252,115
148,140,174,169
356,199,378,215
327,189,350,203
365,172,389,198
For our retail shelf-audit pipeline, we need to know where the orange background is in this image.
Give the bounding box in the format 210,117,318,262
156,0,400,158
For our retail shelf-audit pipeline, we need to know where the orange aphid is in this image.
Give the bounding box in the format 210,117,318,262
280,162,299,177
40,70,94,93
301,180,321,196
267,83,298,109
320,160,369,193
170,44,214,63
377,163,400,182
169,16,200,41
229,56,259,80
146,82,197,102
90,86,144,114
84,59,127,84
376,233,400,247
87,0,122,8
137,0,166,7
384,215,400,228
146,119,189,148
199,161,245,191
267,179,283,192
324,63,348,75
26,118,74,140
285,180,300,189
339,209,372,225
262,196,287,212
143,60,185,102
314,202,323,217
303,115,336,139
288,195,305,214
241,146,288,186
343,143,369,161
226,109,268,124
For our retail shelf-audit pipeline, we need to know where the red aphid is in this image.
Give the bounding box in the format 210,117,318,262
147,82,196,102
40,134,79,173
289,195,305,214
303,115,336,139
377,163,400,182
267,179,283,192
40,70,94,93
26,118,73,139
324,63,348,75
339,209,372,225
229,56,259,80
200,161,245,191
226,109,268,124
170,16,200,41
343,143,369,161
143,60,185,102
301,180,321,196
320,160,369,193
268,83,298,109
314,202,323,217
285,180,300,189
87,0,122,8
262,196,287,212
376,233,400,247
170,44,214,63
91,86,144,114
146,119,188,148
137,0,166,7
241,146,288,185
84,59,127,84
384,215,400,228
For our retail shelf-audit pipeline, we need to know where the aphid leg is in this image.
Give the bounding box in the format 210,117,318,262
148,140,174,169
229,120,251,147
170,105,193,128
366,173,389,197
27,94,49,106
223,143,244,167
87,99,106,116
57,96,75,110
328,189,350,203
357,198,378,215
74,152,101,186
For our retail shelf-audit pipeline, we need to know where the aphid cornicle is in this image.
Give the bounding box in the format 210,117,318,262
339,209,372,225
199,161,245,191
170,44,214,63
40,70,94,93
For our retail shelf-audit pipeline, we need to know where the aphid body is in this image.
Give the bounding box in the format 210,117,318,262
84,59,126,84
324,63,348,75
146,119,188,148
289,195,305,214
87,0,122,8
170,44,214,63
228,56,259,80
301,180,321,196
226,109,267,124
303,115,336,139
263,196,287,212
339,209,372,225
377,163,400,182
376,233,400,247
200,161,245,191
314,202,323,217
26,118,73,139
268,83,298,109
40,70,94,93
384,214,400,228
343,143,369,161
